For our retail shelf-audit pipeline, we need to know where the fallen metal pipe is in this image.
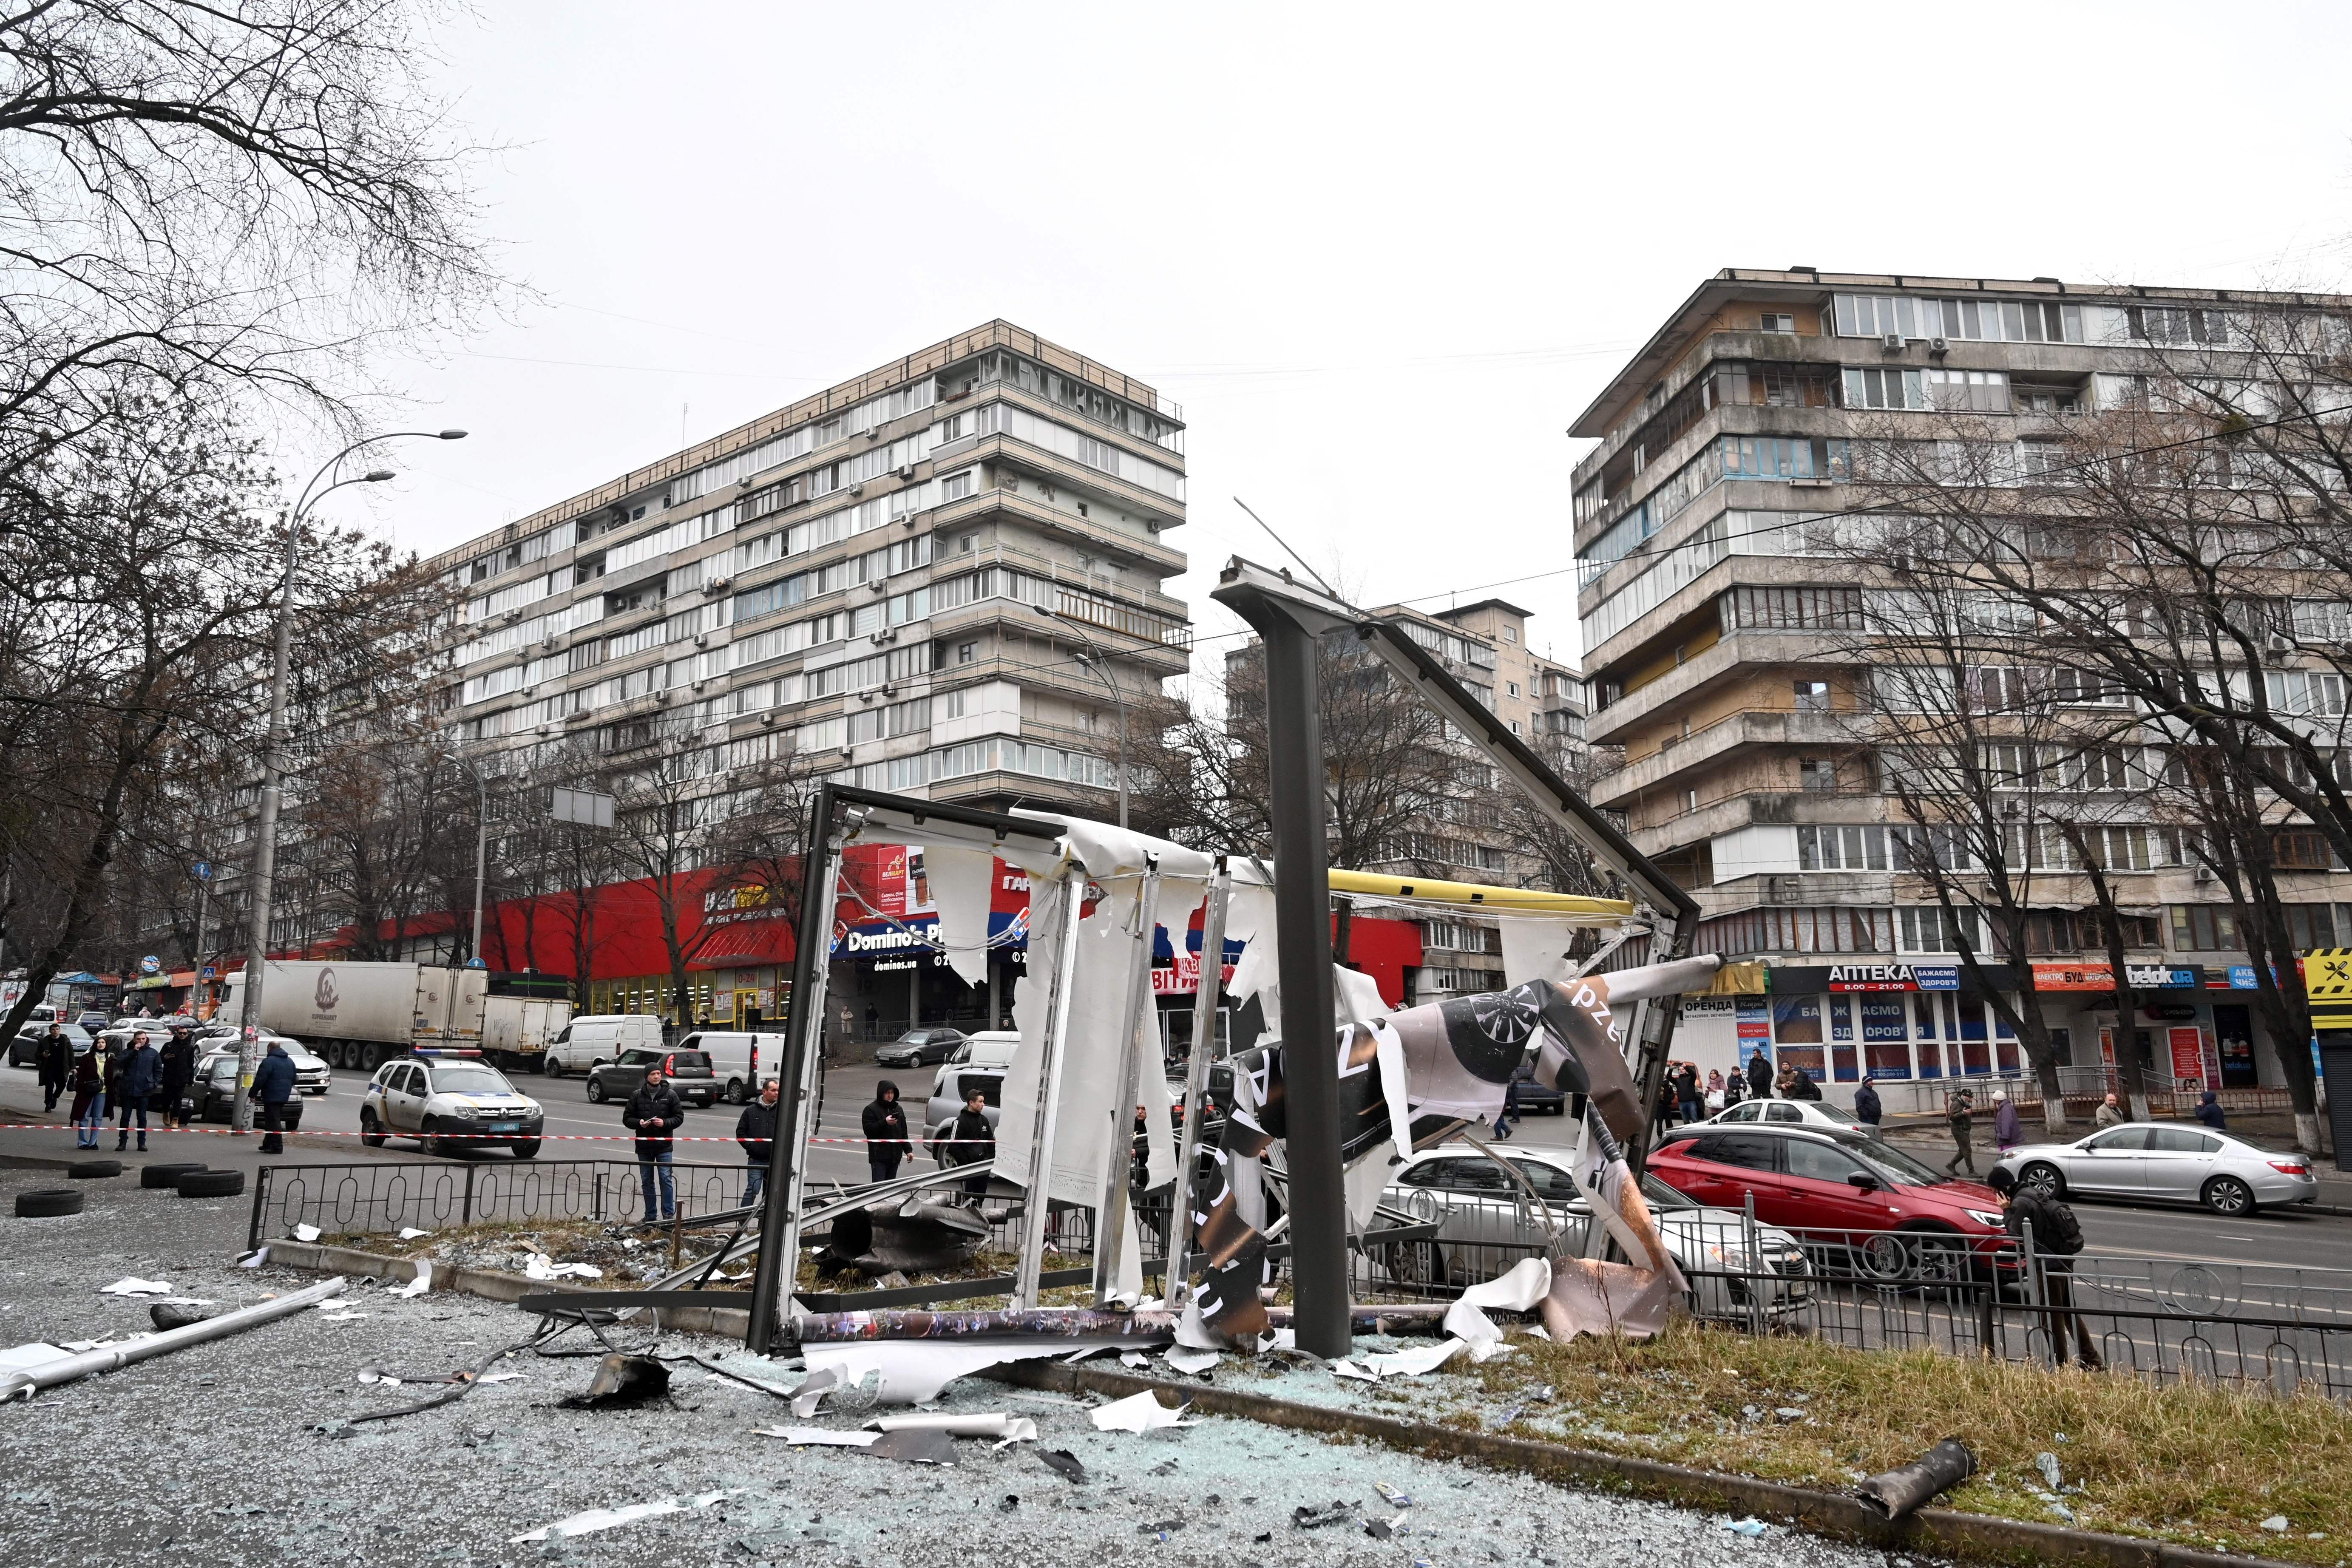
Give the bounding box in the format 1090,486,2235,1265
1856,1438,1976,1521
795,1306,1181,1343
1,1275,349,1401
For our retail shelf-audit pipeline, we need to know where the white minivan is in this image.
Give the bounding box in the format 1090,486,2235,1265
674,1029,788,1104
542,1014,667,1077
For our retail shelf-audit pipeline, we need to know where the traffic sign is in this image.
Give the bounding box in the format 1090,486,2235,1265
191,861,212,881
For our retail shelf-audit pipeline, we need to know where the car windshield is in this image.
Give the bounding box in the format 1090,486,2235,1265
1810,1103,1862,1124
1854,1137,1952,1187
428,1066,514,1096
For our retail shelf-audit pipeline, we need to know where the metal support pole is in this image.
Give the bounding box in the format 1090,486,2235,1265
1170,864,1232,1302
1013,867,1089,1307
1223,594,1348,1358
1624,910,1691,1172
1094,858,1163,1304
230,522,300,1135
469,764,489,966
747,789,846,1355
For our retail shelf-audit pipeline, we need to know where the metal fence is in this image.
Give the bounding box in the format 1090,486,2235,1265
1877,1069,2304,1120
248,1158,755,1250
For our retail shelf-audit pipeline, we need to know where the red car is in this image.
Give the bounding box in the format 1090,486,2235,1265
1647,1123,2013,1281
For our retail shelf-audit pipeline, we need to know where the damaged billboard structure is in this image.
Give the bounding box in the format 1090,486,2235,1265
717,558,1711,1376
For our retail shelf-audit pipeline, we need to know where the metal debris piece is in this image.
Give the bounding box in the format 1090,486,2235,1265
1091,1390,1194,1432
509,1489,733,1542
1856,1440,1977,1522
1035,1449,1087,1483
753,1427,880,1447
2035,1452,2063,1491
867,1427,958,1464
1373,1483,1414,1509
1293,1500,1358,1530
1365,1519,1394,1540
559,1354,670,1409
3,1276,347,1402
149,1303,216,1332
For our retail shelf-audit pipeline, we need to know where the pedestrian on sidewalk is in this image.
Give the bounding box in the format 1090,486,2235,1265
2094,1092,2125,1129
158,1027,196,1130
735,1077,779,1206
1675,1061,1705,1124
1705,1068,1725,1111
1651,1078,1678,1140
1492,1075,1521,1140
68,1038,105,1148
624,1063,683,1222
2195,1090,2227,1131
1721,1069,1745,1109
1854,1075,1882,1134
252,1039,296,1155
1989,1166,2101,1369
1746,1052,1773,1101
1992,1090,2021,1155
114,1032,160,1152
1944,1090,1977,1176
950,1086,994,1204
37,1024,70,1114
863,1080,912,1182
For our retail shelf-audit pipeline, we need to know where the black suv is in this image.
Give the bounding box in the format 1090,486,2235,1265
584,1047,718,1108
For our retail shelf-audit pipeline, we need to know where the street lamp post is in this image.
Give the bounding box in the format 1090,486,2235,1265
1045,608,1129,830
229,430,467,1134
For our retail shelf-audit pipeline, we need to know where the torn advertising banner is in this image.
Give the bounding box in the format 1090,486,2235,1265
1546,1106,1686,1341
1192,954,1721,1337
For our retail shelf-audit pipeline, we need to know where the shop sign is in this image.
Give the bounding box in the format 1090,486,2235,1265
1150,952,1237,997
1825,962,1958,992
2170,1024,2208,1091
2141,1002,2200,1021
2031,961,2202,992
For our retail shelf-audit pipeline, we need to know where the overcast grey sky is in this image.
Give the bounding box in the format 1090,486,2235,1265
357,1,2352,675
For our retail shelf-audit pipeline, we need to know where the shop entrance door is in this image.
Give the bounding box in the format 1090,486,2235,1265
2213,1004,2257,1086
735,990,762,1031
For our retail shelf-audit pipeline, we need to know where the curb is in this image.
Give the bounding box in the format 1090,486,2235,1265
991,1361,2307,1568
262,1238,751,1338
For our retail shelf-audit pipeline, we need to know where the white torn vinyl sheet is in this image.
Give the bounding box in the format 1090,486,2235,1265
523,1256,603,1281
789,1365,843,1418
237,1248,268,1269
1442,1256,1553,1348
394,1261,431,1298
318,1313,369,1324
1119,1349,1149,1369
510,1490,735,1543
1330,1359,1379,1382
98,1279,173,1297
756,1427,882,1447
396,1227,428,1240
800,1339,1073,1406
292,1223,321,1242
1360,1339,1467,1379
868,1412,1038,1444
1089,1390,1197,1432
1164,1346,1220,1375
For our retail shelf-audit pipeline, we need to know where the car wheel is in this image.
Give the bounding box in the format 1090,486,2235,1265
1904,1229,1971,1285
541,1054,560,1077
2018,1161,2066,1200
359,1110,386,1149
1856,1232,1910,1280
511,1140,541,1160
2204,1175,2256,1216
724,1077,746,1105
585,1077,607,1104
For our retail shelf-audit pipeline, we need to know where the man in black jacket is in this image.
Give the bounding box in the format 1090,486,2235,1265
1988,1167,2100,1369
1853,1075,1883,1133
116,1033,162,1151
158,1028,196,1130
862,1080,912,1184
1746,1051,1773,1101
252,1040,298,1154
624,1064,685,1221
950,1086,993,1203
37,1024,70,1113
735,1077,780,1206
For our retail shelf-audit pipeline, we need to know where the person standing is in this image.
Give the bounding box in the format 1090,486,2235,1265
1492,1075,1521,1140
950,1086,994,1204
2194,1090,2227,1131
1853,1075,1883,1135
1992,1090,2021,1154
624,1063,684,1222
158,1028,196,1131
734,1077,780,1206
1989,1166,2100,1369
1705,1068,1725,1112
863,1080,913,1182
1721,1068,1745,1109
1651,1078,1677,1140
1783,1065,1823,1102
1675,1062,1704,1124
115,1032,161,1152
68,1038,106,1148
1943,1089,1977,1177
37,1024,70,1114
1746,1051,1773,1101
2094,1092,2125,1129
251,1039,296,1155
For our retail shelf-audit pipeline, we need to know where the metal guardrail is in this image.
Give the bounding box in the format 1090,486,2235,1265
248,1159,755,1250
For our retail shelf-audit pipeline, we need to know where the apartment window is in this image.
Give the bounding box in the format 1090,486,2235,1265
1799,825,1890,872
1843,367,1925,411
1799,757,1837,792
957,642,977,665
2170,904,2239,952
1759,312,1796,334
1682,787,1697,812
1898,905,1978,954
1502,627,1518,643
1506,681,1520,698
1794,680,1829,711
2275,828,2337,870
1510,720,1522,735
1923,367,2011,413
958,533,976,553
940,467,977,502
942,688,968,720
2128,305,2224,346
1722,585,1867,633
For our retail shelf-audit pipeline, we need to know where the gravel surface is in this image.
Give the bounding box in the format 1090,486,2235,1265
0,1165,1921,1568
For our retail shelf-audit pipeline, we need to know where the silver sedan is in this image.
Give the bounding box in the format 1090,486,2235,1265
1994,1124,2318,1216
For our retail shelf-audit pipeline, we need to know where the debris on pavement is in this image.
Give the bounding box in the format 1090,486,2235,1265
1035,1449,1088,1483
1089,1389,1195,1432
99,1278,174,1296
396,1226,429,1240
2262,1515,2291,1533
755,1427,882,1447
799,1337,1074,1405
1721,1516,1768,1537
509,1489,735,1542
868,1412,1038,1444
558,1353,670,1409
2035,1451,2063,1491
789,1364,843,1418
1164,1345,1220,1375
868,1426,959,1464
1856,1439,1977,1522
393,1261,431,1298
1293,1500,1358,1530
1373,1481,1414,1508
148,1302,215,1331
292,1223,321,1242
522,1254,602,1281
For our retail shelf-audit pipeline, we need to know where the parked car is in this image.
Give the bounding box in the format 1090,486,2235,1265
1698,1097,1875,1137
9,1021,91,1068
75,1010,111,1030
925,1067,1004,1161
1508,1060,1567,1117
1382,1147,1813,1315
875,1026,968,1069
1647,1123,2012,1282
584,1047,718,1108
673,1029,782,1104
542,1013,667,1076
191,1052,309,1129
357,1049,542,1157
193,1037,329,1095
1995,1124,2317,1216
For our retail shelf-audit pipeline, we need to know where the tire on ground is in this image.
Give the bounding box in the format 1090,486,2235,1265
67,1159,122,1179
141,1162,206,1188
176,1169,245,1198
16,1188,84,1217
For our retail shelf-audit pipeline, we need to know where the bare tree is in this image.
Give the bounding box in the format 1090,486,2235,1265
599,715,736,1027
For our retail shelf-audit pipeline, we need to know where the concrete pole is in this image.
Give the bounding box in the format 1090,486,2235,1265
229,522,299,1134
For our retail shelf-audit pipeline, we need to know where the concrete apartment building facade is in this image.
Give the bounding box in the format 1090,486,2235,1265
1571,268,2350,1102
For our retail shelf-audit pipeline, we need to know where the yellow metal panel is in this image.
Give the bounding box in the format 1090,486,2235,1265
1325,868,1636,921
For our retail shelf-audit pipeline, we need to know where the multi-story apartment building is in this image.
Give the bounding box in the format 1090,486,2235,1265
1224,597,1585,1000
1571,268,2351,1102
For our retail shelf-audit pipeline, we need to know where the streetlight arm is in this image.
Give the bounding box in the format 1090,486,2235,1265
292,428,464,519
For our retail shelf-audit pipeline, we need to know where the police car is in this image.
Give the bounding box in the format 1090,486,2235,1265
358,1049,545,1159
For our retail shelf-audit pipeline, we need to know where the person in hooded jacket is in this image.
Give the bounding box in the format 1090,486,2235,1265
2195,1089,2227,1131
950,1086,994,1203
68,1037,106,1148
252,1039,297,1154
862,1080,912,1183
115,1033,162,1151
37,1024,71,1113
158,1027,197,1130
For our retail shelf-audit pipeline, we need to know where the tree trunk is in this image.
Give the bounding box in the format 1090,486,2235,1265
0,710,152,1043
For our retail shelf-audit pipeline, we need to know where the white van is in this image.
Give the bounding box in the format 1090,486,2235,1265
542,1014,667,1076
925,1031,1021,1133
675,1029,787,1104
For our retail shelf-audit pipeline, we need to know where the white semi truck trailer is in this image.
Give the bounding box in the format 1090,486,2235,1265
217,961,572,1073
